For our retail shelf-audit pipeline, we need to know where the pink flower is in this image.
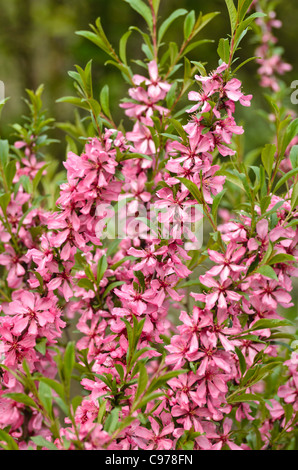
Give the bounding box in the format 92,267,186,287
133,60,171,101
2,291,55,336
126,121,156,155
0,325,36,367
0,246,29,288
193,275,242,311
206,243,247,282
133,417,174,450
211,418,243,450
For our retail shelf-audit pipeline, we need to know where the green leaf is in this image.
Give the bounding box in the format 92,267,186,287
104,407,120,434
255,265,278,281
18,175,31,194
273,167,298,192
3,393,39,410
260,195,271,214
291,182,298,211
63,342,75,385
268,254,296,265
232,170,253,201
289,145,298,169
56,96,91,110
0,140,9,168
217,38,230,63
76,30,110,56
135,362,148,400
166,81,178,109
38,381,53,417
97,255,108,285
234,12,266,49
228,392,264,404
35,337,47,356
138,391,165,409
38,377,65,399
212,189,226,221
157,9,188,44
124,0,153,31
77,278,95,291
225,0,238,33
215,169,244,190
103,281,125,298
192,11,220,38
0,98,10,120
184,10,196,39
109,255,136,270
0,429,19,450
177,177,202,203
235,346,247,376
4,160,16,189
261,144,276,178
244,318,293,333
119,30,132,65
238,0,254,21
233,56,260,74
284,403,294,425
0,192,11,216
31,436,58,450
147,369,185,395
151,0,160,15
32,163,50,193
119,152,152,162
281,118,298,158
53,396,69,416
72,395,83,414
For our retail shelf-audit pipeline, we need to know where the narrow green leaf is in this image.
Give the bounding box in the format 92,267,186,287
135,363,148,400
56,96,90,110
104,407,120,434
261,144,276,178
124,0,153,31
38,381,53,417
3,393,39,410
177,177,202,203
235,346,247,376
274,167,298,192
269,254,296,265
228,392,264,404
119,30,132,65
63,341,75,385
0,429,19,450
77,278,95,291
225,0,238,32
4,160,16,189
103,281,125,298
238,0,254,21
255,265,279,281
184,10,196,39
31,436,58,450
97,255,108,285
289,145,298,169
212,189,226,221
0,140,9,168
157,9,188,44
38,377,65,399
0,192,11,216
32,163,50,193
217,38,230,63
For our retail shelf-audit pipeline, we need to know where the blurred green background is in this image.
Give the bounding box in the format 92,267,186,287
0,0,297,152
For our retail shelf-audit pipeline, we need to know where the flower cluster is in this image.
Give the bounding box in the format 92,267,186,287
0,0,297,452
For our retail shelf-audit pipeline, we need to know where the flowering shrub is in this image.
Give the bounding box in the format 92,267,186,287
0,0,297,451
